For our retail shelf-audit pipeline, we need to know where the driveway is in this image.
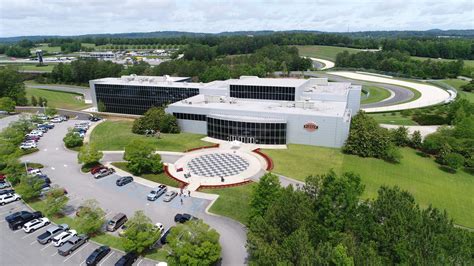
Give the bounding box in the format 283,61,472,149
20,120,248,265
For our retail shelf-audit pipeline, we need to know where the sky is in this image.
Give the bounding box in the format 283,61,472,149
0,0,473,37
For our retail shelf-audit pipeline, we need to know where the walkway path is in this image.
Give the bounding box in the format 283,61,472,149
308,57,335,70
328,71,453,112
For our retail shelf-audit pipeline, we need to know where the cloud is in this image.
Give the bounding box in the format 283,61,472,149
0,0,472,37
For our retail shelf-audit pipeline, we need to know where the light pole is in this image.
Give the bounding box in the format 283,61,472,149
24,160,29,173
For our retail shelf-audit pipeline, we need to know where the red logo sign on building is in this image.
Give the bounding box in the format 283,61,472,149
303,122,318,132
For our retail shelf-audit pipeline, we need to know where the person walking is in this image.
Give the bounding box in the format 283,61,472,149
180,198,183,205
188,190,191,197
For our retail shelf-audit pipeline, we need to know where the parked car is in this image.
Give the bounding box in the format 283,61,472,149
50,117,62,123
0,181,10,189
5,211,43,230
90,165,106,175
28,168,42,176
116,176,133,186
37,224,69,244
106,213,128,232
58,234,89,256
73,132,85,138
147,185,167,201
37,114,48,120
163,191,178,202
89,116,102,122
36,127,48,133
24,135,40,142
37,175,51,184
0,189,15,196
20,142,38,149
52,229,77,247
115,252,138,266
160,227,174,245
94,168,115,179
0,193,21,205
154,223,165,234
38,123,54,129
30,130,43,136
0,173,6,182
23,217,50,233
174,213,196,223
86,245,111,265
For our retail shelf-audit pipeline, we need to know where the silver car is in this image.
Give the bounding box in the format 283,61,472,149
163,191,178,202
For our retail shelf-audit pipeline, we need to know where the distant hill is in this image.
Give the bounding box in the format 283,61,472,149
0,29,472,43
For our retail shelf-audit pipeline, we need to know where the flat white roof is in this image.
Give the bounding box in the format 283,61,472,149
230,76,308,87
170,94,348,117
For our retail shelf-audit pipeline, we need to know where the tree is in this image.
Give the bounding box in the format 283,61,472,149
122,210,161,253
124,139,163,175
31,95,38,106
44,106,57,117
390,126,410,147
0,68,27,105
167,219,221,265
0,97,16,112
43,187,69,217
131,107,165,134
442,152,465,172
410,130,423,149
159,113,180,133
75,199,105,235
63,131,83,148
249,173,281,220
78,143,103,166
15,174,44,201
97,100,106,112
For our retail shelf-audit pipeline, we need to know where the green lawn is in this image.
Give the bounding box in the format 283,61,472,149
201,183,256,224
368,112,418,125
111,162,180,187
30,44,61,54
295,45,363,61
412,56,474,68
264,145,474,228
90,120,210,151
25,88,90,110
361,85,392,104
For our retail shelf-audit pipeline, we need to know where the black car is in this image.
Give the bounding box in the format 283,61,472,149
116,176,133,186
86,245,111,265
160,227,174,245
37,175,51,184
115,252,138,266
174,213,196,223
5,211,43,230
89,116,102,122
0,189,15,195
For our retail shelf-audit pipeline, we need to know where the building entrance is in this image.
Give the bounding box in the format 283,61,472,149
229,135,256,144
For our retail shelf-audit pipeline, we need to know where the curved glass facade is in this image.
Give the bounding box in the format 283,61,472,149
95,84,199,115
207,117,287,145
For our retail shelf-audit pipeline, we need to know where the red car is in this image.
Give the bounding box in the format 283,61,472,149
90,165,106,175
24,136,40,142
0,174,6,182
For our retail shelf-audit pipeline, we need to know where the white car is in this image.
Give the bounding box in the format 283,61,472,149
28,168,42,176
30,130,44,136
154,223,165,234
20,142,37,149
50,118,62,123
73,132,85,138
0,193,21,205
52,230,77,247
26,132,42,138
23,217,50,233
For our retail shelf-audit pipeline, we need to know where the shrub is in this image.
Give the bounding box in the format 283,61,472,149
390,126,410,147
131,107,180,134
63,132,83,148
124,139,163,175
412,114,448,125
442,152,465,172
77,143,103,165
410,130,423,149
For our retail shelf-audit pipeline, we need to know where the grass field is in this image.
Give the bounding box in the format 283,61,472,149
361,85,392,104
25,88,90,110
295,45,364,61
264,145,474,228
412,56,474,68
90,120,210,151
111,162,180,187
201,183,256,224
30,44,61,54
368,112,417,125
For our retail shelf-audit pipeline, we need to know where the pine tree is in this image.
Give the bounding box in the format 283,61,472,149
30,96,37,106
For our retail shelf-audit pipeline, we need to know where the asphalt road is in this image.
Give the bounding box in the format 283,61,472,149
0,201,156,266
19,120,248,265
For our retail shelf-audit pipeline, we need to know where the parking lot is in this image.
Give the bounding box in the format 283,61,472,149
4,119,247,265
0,200,157,266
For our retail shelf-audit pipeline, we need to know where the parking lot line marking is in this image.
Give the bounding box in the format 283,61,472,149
51,250,58,256
63,242,90,262
51,167,55,170
101,211,112,219
41,243,52,251
30,240,37,245
21,232,36,239
79,260,86,266
136,259,143,266
14,229,23,233
0,208,18,215
99,251,115,266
